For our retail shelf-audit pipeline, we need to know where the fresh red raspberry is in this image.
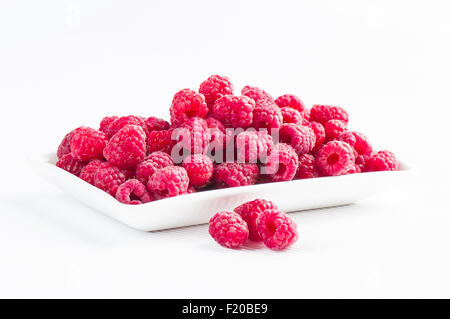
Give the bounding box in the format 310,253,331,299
212,95,255,128
94,162,131,196
199,75,234,108
147,129,175,154
344,164,362,175
303,121,325,153
170,88,208,126
213,162,259,188
209,211,249,249
182,154,214,188
252,100,283,131
241,85,274,103
103,115,147,139
234,199,278,241
324,119,347,142
355,154,370,171
281,107,303,125
256,209,298,250
115,179,153,205
70,127,107,162
135,151,174,185
99,116,119,134
275,94,305,112
205,127,228,162
205,116,226,133
364,150,399,172
310,104,349,125
56,153,86,176
235,130,273,163
145,116,170,132
262,143,298,182
103,125,147,170
173,117,209,155
279,124,316,155
316,141,356,176
79,159,103,185
57,130,74,159
337,131,372,157
147,166,189,199
295,154,319,179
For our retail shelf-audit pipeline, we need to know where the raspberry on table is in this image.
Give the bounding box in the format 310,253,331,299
281,107,303,125
262,143,299,182
252,100,283,131
209,211,249,249
145,116,170,132
235,130,273,163
94,162,131,196
275,94,305,113
174,117,209,156
147,129,175,154
279,123,316,155
170,88,209,126
70,127,107,162
147,166,189,199
303,121,325,153
57,130,74,159
256,209,298,250
199,75,234,108
337,131,372,157
295,154,319,179
115,179,153,205
241,85,274,103
310,104,349,125
364,150,399,172
234,199,278,241
315,140,356,176
212,95,255,128
99,116,119,134
56,153,86,176
324,119,347,142
182,154,214,188
135,151,174,185
79,159,103,185
103,125,147,170
103,115,147,139
213,162,259,188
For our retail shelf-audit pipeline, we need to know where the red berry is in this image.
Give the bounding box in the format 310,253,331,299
262,143,298,182
103,115,147,139
94,162,131,196
70,127,107,162
199,75,234,108
57,130,74,159
145,116,170,132
281,107,303,125
235,130,273,163
337,131,372,157
252,100,283,131
205,116,226,133
234,199,278,241
99,116,119,134
147,129,175,154
213,162,259,188
303,121,325,153
364,150,399,172
316,141,356,176
279,124,316,155
212,95,255,128
275,94,305,112
56,153,86,176
256,209,298,250
324,119,347,142
174,117,209,155
79,159,103,185
295,154,319,179
135,151,174,185
182,154,214,188
170,88,208,126
147,166,189,199
115,179,153,205
241,85,274,103
310,104,349,125
209,211,249,249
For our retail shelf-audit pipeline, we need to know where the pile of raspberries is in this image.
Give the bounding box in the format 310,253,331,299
56,74,399,206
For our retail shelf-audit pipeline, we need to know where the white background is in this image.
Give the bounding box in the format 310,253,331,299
1,0,450,298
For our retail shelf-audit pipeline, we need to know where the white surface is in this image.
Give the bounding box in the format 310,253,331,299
1,0,450,298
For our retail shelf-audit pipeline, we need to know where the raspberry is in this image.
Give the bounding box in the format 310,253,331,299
209,211,249,249
302,108,311,123
213,162,259,188
262,143,298,182
115,179,153,205
147,166,189,199
364,150,399,172
99,116,119,134
303,121,325,153
170,88,208,126
310,104,349,125
199,75,234,108
94,162,131,195
70,127,107,162
235,130,273,163
205,116,226,133
234,199,278,241
324,119,347,142
103,115,147,139
275,94,305,112
182,154,214,188
252,100,283,131
56,153,86,176
135,151,174,185
281,107,303,125
316,141,356,176
295,154,319,179
355,154,370,170
57,130,74,159
337,131,372,157
256,209,298,250
212,95,255,128
103,125,147,170
174,117,209,155
279,124,316,155
241,85,274,103
344,164,361,175
145,116,170,132
79,159,103,185
147,129,175,154
187,185,196,194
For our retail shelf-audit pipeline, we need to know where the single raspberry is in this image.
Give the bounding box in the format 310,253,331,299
364,150,399,172
209,211,249,249
256,209,298,250
170,88,208,126
337,131,372,157
79,159,103,185
355,154,370,171
182,154,214,188
281,107,303,125
252,100,283,131
115,179,153,205
173,117,209,155
316,141,356,176
303,121,325,153
213,162,259,188
310,104,349,125
57,130,74,159
199,75,234,108
262,143,298,182
147,166,189,199
241,85,274,103
56,153,86,176
147,129,175,154
344,164,362,175
70,127,107,162
275,94,305,112
212,95,255,128
103,115,147,139
135,151,174,185
234,199,278,241
279,124,316,155
145,116,170,132
205,116,226,133
235,130,273,163
94,162,131,196
295,154,319,179
324,120,347,142
103,125,147,170
99,116,119,134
